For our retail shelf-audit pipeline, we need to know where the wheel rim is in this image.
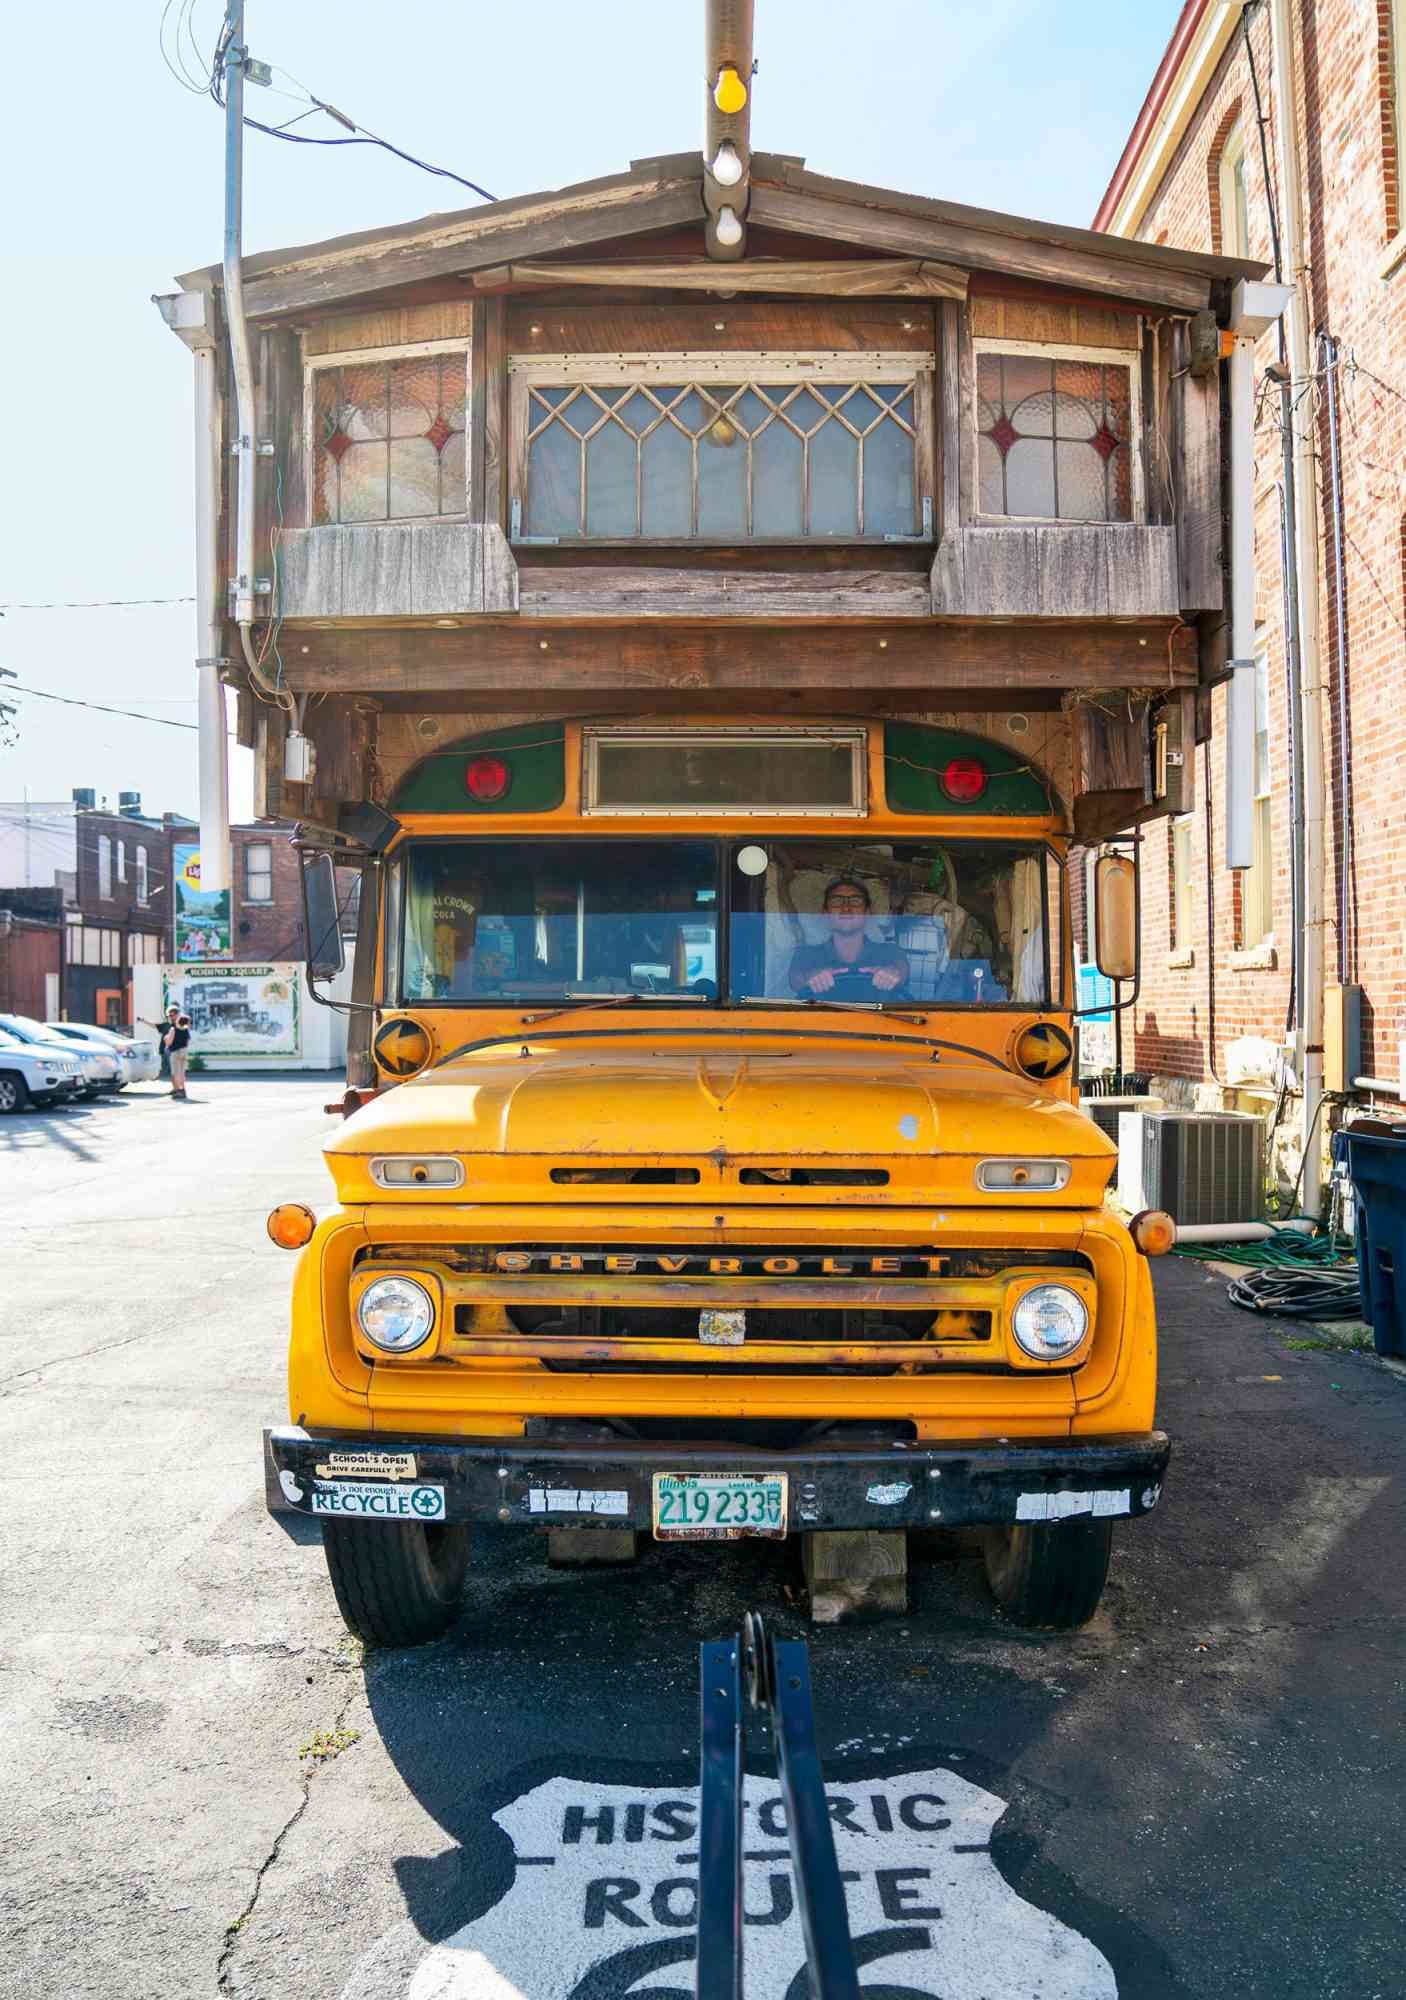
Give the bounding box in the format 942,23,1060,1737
0,1081,16,1109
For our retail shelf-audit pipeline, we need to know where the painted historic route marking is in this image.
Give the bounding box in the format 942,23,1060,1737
340,1768,1117,1999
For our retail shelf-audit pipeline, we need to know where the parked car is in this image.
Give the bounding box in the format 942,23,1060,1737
39,1021,132,1087
0,1025,83,1111
0,1014,120,1097
44,1021,161,1086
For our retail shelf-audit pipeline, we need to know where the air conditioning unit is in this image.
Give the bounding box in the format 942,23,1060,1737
1081,1093,1161,1144
1118,1111,1264,1225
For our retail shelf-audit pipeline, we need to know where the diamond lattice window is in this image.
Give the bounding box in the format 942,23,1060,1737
512,360,929,542
976,346,1136,523
312,351,467,525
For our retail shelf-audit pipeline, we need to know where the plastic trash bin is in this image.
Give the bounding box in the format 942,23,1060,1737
1333,1122,1406,1358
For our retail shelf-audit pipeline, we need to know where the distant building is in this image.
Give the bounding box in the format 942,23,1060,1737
68,802,169,1026
0,801,77,891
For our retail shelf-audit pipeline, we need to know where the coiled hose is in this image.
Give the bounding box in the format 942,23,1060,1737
1174,1228,1363,1320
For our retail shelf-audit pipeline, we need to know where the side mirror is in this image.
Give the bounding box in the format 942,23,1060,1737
1094,852,1137,981
302,851,346,981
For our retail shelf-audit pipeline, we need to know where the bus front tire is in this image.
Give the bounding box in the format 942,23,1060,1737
982,1519,1112,1630
321,1520,470,1646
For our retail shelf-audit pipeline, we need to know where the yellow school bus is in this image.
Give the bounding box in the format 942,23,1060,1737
265,714,1171,1642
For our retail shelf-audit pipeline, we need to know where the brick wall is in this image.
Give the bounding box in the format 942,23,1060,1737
1107,0,1406,1102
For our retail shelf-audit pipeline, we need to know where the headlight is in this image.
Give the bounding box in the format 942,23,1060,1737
976,1158,1071,1191
356,1275,435,1353
1011,1283,1089,1360
369,1156,464,1188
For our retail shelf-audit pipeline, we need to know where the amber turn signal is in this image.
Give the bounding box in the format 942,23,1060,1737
1129,1209,1176,1257
267,1202,317,1250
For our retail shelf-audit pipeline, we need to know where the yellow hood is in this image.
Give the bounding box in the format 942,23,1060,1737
325,1039,1114,1208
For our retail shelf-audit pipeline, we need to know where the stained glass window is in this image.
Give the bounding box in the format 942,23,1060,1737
312,351,468,525
976,349,1135,523
516,370,924,542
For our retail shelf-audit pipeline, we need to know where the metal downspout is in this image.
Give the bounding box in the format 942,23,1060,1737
1268,0,1327,1220
1320,332,1353,984
221,1,290,718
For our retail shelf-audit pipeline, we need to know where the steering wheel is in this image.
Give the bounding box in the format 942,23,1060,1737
813,966,914,1004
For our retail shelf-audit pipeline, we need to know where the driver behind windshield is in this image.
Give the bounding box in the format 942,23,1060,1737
788,877,909,996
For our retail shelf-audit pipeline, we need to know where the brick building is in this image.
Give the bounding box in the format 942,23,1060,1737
69,805,169,1025
1093,0,1406,1170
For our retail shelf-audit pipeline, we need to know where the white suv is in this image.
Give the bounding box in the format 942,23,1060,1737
0,1026,83,1111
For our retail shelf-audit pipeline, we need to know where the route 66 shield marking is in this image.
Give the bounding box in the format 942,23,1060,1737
339,1768,1117,1999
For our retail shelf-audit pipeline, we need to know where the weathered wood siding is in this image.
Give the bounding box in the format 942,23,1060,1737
279,523,518,618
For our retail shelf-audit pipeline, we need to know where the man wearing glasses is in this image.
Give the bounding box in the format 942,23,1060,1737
788,876,910,998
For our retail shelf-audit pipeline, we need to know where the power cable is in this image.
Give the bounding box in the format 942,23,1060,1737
4,685,210,732
204,20,495,202
2,596,194,610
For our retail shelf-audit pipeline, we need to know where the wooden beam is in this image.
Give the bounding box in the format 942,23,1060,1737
747,184,1212,313
278,618,1197,699
243,184,706,320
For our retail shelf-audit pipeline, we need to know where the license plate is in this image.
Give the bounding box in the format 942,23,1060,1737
652,1472,787,1540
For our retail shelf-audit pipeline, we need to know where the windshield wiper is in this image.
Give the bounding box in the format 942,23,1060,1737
516,991,709,1030
739,994,928,1025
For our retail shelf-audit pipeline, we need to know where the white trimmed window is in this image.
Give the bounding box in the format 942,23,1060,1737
509,351,934,544
244,841,273,904
97,835,112,900
308,343,469,526
136,846,148,906
1171,814,1195,952
974,339,1142,523
1242,649,1274,947
116,839,127,885
1218,123,1250,258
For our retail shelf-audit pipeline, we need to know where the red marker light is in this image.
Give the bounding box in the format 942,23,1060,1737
465,754,512,803
941,757,988,803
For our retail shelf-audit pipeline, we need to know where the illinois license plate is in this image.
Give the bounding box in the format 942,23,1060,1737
652,1472,788,1540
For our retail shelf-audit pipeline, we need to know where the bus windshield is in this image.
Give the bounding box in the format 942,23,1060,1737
399,838,1051,1008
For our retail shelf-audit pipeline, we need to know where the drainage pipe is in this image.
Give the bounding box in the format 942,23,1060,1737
1173,1219,1317,1244
1268,0,1328,1222
220,1,291,715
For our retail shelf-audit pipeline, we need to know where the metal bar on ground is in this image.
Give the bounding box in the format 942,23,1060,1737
696,1637,743,2000
768,1637,861,2000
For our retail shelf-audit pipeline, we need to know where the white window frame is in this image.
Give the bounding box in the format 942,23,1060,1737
1218,123,1250,258
303,339,472,528
1243,647,1274,948
582,724,869,818
243,841,274,905
136,846,148,906
1171,813,1195,953
971,335,1145,526
1392,4,1406,214
508,350,936,547
97,835,112,900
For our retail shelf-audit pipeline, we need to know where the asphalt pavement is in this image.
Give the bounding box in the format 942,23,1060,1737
2,1076,1402,2000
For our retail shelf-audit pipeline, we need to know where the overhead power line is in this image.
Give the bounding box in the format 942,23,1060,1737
5,685,200,731
203,14,496,203
2,596,195,610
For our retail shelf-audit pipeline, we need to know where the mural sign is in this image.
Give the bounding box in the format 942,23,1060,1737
160,963,300,1057
173,842,231,961
340,1767,1117,2000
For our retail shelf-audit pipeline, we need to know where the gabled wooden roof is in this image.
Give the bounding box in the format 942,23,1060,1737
175,148,1265,323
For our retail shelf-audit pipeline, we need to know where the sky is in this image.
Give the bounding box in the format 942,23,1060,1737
0,0,1182,828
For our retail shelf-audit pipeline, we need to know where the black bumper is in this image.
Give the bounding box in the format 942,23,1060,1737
264,1424,1169,1535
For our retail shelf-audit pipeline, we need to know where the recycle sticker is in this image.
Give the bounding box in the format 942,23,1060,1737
340,1768,1118,1999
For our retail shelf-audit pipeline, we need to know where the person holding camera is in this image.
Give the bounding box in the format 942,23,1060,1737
161,1003,193,1100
